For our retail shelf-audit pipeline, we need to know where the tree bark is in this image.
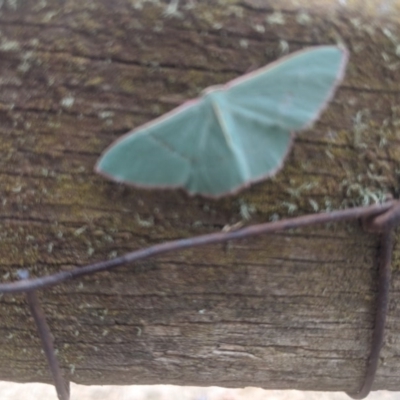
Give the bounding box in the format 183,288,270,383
0,0,400,393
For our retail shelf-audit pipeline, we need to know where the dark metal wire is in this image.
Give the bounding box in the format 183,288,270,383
0,201,394,294
1,200,398,399
19,271,70,400
346,229,392,399
345,203,400,398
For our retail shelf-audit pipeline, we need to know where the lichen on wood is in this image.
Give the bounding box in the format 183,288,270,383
0,0,399,393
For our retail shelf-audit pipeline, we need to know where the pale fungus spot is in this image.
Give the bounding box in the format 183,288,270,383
61,96,75,108
266,12,285,25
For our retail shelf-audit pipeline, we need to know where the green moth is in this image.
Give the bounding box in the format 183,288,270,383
96,46,348,198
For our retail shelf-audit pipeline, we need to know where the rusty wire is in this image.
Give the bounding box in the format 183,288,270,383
1,199,399,400
18,270,70,400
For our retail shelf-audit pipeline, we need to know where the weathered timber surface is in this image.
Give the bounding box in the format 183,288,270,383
0,0,400,393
